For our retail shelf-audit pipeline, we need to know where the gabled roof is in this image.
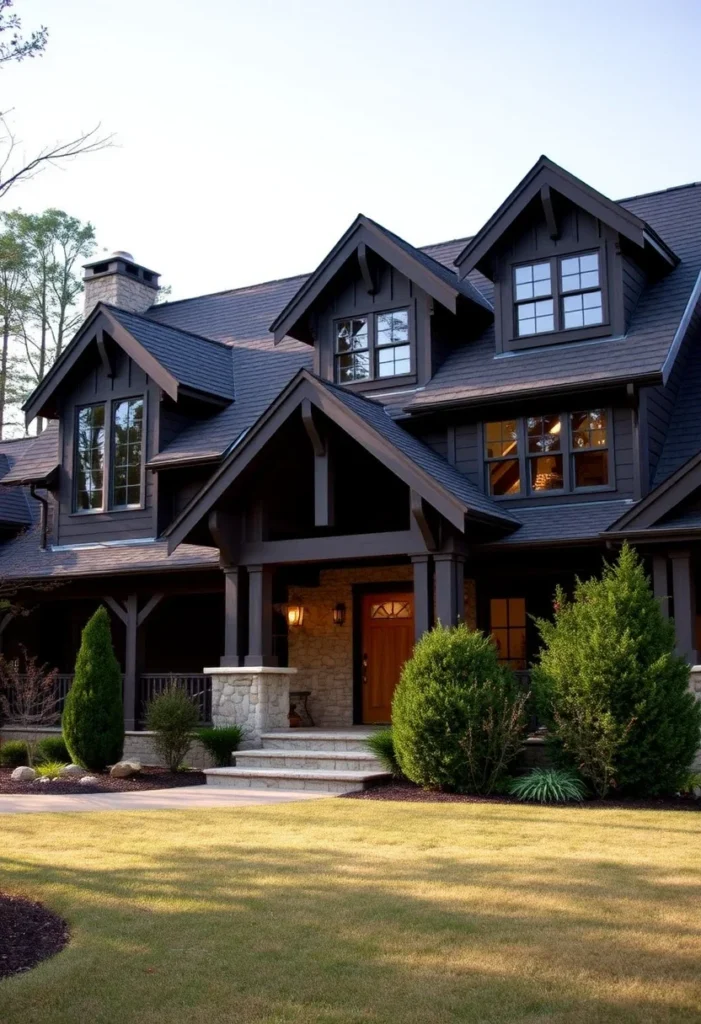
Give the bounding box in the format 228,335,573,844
23,304,234,425
269,214,491,344
165,369,517,554
0,421,59,485
606,448,701,536
455,155,678,278
0,439,33,527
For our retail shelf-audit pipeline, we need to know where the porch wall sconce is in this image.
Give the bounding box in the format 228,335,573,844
333,603,346,626
286,604,305,628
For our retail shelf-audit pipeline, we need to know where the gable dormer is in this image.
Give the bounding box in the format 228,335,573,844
270,215,492,392
455,156,678,354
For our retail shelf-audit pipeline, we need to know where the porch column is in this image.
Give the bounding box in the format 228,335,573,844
221,566,243,667
434,553,465,628
123,594,138,732
671,551,697,664
0,610,14,656
412,554,433,641
652,554,670,619
244,564,277,667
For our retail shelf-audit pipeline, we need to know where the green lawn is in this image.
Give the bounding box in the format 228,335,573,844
1,799,700,1024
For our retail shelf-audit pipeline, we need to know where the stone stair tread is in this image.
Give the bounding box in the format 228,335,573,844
261,729,380,740
235,749,380,761
204,767,390,782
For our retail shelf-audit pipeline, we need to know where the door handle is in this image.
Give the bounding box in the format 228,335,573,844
362,653,368,685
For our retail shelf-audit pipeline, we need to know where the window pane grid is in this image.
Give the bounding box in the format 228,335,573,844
75,404,105,511
570,410,609,488
560,252,603,330
335,309,411,383
484,420,521,495
112,397,144,508
490,598,526,669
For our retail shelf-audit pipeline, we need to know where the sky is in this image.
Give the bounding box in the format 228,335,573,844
3,0,701,302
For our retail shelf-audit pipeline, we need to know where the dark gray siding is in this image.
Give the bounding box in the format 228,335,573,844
55,347,159,544
644,321,696,486
621,254,647,328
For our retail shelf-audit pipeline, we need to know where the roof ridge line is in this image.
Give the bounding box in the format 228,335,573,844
148,272,311,310
105,304,232,350
617,181,701,204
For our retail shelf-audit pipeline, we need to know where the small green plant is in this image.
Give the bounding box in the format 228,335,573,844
36,735,70,764
678,771,701,797
509,768,587,804
0,739,30,767
365,728,402,776
34,760,68,780
146,685,199,772
196,725,243,767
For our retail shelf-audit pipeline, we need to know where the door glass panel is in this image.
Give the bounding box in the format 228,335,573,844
370,601,412,619
490,597,526,669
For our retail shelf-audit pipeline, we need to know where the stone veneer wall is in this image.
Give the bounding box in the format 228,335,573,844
83,274,157,317
208,668,295,748
0,726,215,769
286,566,478,728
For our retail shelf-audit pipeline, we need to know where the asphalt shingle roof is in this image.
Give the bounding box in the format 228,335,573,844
485,499,634,546
0,438,33,526
1,421,60,485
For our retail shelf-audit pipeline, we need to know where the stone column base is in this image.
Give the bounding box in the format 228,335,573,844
205,666,298,748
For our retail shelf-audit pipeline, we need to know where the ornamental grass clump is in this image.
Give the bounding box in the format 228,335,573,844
62,606,124,772
34,760,67,780
196,725,243,767
364,728,402,777
532,544,701,797
509,767,586,804
392,623,528,794
146,685,199,772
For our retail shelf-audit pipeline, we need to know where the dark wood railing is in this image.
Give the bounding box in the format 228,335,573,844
137,674,212,726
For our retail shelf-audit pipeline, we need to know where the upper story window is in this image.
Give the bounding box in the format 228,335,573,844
335,308,410,384
111,397,144,508
484,408,610,497
73,396,144,512
514,251,604,338
75,404,105,511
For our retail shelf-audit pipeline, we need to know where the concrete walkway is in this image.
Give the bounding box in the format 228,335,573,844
0,786,328,814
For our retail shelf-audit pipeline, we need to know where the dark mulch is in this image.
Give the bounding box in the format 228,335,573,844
343,779,701,811
0,892,68,980
0,765,206,795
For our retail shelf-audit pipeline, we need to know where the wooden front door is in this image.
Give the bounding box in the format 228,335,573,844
361,592,414,724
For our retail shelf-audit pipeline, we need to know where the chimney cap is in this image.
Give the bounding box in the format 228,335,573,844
110,249,135,262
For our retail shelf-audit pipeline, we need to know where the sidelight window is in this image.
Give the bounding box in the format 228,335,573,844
74,404,105,511
111,397,144,508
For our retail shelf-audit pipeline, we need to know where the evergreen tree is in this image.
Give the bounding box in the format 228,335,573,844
62,606,124,771
533,544,701,796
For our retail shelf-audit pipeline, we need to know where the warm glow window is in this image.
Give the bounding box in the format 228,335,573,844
335,309,411,383
513,251,604,338
74,404,105,511
111,397,144,508
484,410,610,496
490,598,527,669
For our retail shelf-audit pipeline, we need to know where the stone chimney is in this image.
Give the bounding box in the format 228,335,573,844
83,251,160,317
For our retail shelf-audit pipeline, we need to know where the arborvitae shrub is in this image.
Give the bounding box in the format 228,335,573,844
392,623,528,794
62,606,124,771
532,544,701,797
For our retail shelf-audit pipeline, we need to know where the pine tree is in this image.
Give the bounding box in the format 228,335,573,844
533,544,701,796
62,606,124,771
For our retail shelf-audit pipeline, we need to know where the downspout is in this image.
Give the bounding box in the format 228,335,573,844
29,484,49,550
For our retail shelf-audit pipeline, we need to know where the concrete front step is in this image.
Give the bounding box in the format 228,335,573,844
234,749,383,772
204,766,390,794
260,729,379,753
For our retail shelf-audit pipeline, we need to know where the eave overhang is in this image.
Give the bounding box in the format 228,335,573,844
454,155,679,279
606,450,701,535
270,215,492,345
165,370,516,554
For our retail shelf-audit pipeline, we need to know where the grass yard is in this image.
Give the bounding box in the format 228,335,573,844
1,800,700,1024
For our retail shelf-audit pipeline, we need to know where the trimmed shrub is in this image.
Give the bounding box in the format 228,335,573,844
196,725,243,767
36,736,70,764
365,728,402,777
62,606,124,772
509,767,586,804
146,685,199,772
393,623,528,794
533,544,701,797
0,739,30,767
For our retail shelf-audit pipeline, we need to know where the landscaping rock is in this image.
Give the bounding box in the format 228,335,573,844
110,761,141,778
38,777,51,784
60,764,85,777
79,776,98,786
10,766,36,782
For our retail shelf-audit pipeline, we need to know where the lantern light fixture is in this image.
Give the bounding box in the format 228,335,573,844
333,602,346,626
286,604,304,628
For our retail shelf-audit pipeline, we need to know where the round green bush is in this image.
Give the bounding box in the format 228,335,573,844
196,726,243,767
36,735,70,764
62,606,124,772
0,739,30,767
147,686,199,772
392,623,528,794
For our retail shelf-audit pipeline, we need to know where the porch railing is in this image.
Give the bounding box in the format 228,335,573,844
137,674,212,727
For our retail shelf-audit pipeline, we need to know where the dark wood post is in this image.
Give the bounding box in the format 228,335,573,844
412,555,432,641
434,553,465,628
652,554,670,619
221,566,243,667
245,564,277,667
670,551,697,664
123,593,138,731
0,610,14,656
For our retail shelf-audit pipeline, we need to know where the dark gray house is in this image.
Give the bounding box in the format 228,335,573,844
1,156,701,780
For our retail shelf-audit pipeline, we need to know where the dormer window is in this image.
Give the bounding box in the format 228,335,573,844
512,250,606,341
335,308,411,384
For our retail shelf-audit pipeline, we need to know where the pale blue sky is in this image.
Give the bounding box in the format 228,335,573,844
4,0,701,300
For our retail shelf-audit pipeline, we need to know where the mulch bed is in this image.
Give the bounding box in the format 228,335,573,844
343,779,701,811
0,765,206,796
0,892,68,980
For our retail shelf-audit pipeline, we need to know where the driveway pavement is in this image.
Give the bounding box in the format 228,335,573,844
0,786,328,814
